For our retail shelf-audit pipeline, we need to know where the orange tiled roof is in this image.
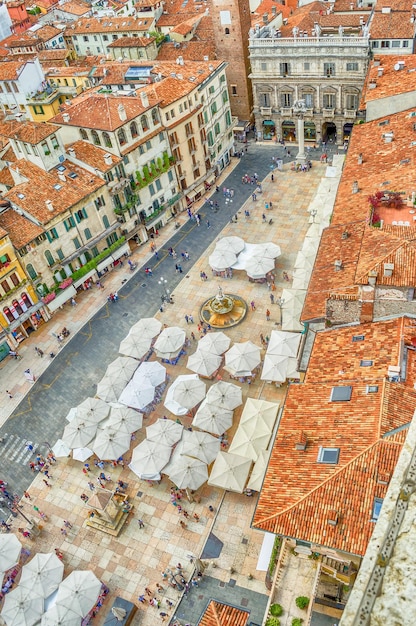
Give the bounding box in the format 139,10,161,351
254,317,416,556
171,15,201,36
370,2,414,39
0,167,15,188
65,139,122,172
0,207,45,248
54,0,91,15
0,120,60,144
0,60,27,81
362,56,416,107
4,159,105,224
69,16,152,35
199,601,250,626
38,49,71,62
157,40,216,61
107,36,156,48
51,92,159,131
32,24,62,42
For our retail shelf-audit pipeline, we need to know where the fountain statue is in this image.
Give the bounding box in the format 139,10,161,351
199,285,247,328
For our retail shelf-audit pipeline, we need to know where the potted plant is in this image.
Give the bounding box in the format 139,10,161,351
295,597,309,610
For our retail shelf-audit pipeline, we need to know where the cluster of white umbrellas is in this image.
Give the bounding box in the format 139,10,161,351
154,326,186,360
119,317,162,359
229,398,279,462
280,288,306,332
261,330,301,383
209,237,281,279
0,541,101,626
187,331,230,378
192,381,242,435
118,361,166,411
96,356,138,403
164,374,206,416
224,341,261,377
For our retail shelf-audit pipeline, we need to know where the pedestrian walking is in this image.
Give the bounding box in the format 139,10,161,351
71,298,77,306
250,300,256,311
266,309,271,321
82,467,89,476
35,347,44,358
145,587,152,596
80,493,89,502
188,314,194,323
179,520,187,529
206,220,210,229
5,390,12,399
208,505,214,513
160,612,168,622
43,469,52,479
60,527,67,536
191,332,196,341
138,595,146,603
23,491,31,500
193,513,199,522
166,599,173,607
184,314,189,324
87,481,95,491
262,213,266,223
137,519,145,528
156,583,164,592
43,479,51,488
54,548,63,560
270,294,274,304
283,271,290,282
63,520,72,528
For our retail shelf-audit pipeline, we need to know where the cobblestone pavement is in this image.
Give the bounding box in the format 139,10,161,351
0,144,329,626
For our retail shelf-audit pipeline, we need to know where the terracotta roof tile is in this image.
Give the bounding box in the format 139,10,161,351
362,56,416,106
54,0,91,15
69,16,152,34
157,41,216,61
4,159,105,224
0,120,60,144
370,0,414,39
66,139,122,172
171,15,201,36
107,36,156,48
0,208,44,248
254,317,416,555
0,60,27,81
199,601,250,626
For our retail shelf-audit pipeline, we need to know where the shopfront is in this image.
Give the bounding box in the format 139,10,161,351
304,121,316,141
262,120,275,140
282,121,296,142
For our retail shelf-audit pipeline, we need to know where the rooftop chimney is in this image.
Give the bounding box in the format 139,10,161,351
117,104,127,122
377,67,384,77
271,5,277,15
104,153,112,165
140,90,149,108
327,510,338,526
295,431,307,451
62,113,70,123
334,259,343,271
368,270,377,286
58,172,66,182
263,12,268,24
352,180,359,193
358,153,363,164
45,200,54,212
67,147,75,159
383,262,394,277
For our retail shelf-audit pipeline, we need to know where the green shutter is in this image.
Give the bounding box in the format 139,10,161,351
74,213,80,224
70,216,75,227
46,231,52,242
52,228,58,239
64,220,69,232
82,208,87,219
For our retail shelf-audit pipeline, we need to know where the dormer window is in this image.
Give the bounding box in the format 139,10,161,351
317,447,340,464
371,498,383,522
330,386,352,402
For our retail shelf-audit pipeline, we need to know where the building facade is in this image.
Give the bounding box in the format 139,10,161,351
249,28,370,144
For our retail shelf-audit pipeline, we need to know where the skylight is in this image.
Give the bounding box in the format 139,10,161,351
317,447,340,464
360,360,373,367
330,386,352,402
371,497,383,522
352,335,365,342
53,184,62,191
366,385,379,394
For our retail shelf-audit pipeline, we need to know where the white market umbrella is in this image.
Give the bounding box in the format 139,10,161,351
118,378,155,410
52,439,71,458
119,333,152,360
107,405,143,432
292,267,311,290
247,449,271,492
20,553,64,598
305,222,325,239
206,381,242,410
96,356,138,403
261,353,291,383
252,242,281,259
72,447,94,462
240,398,279,431
281,288,306,333
173,376,206,409
65,407,78,422
187,350,222,377
129,317,162,340
129,440,172,479
154,326,186,358
77,397,109,424
146,418,183,446
286,357,300,379
168,455,208,490
56,570,101,617
245,255,275,279
301,237,319,256
209,249,237,271
1,587,43,626
177,429,220,464
267,330,301,358
92,429,131,460
62,417,97,449
294,249,316,271
198,331,230,355
215,236,245,254
225,341,261,375
0,534,21,573
208,451,252,493
229,419,272,461
135,361,166,387
41,604,81,626
192,401,233,436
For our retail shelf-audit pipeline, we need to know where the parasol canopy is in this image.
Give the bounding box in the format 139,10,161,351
215,236,245,254
119,333,152,360
1,587,43,626
172,376,206,410
55,570,102,617
267,330,301,358
129,439,172,479
154,326,186,358
224,341,261,375
118,378,155,410
72,447,94,462
76,397,110,424
187,349,222,377
176,429,220,464
228,419,272,461
146,418,183,446
92,428,131,460
134,361,166,387
19,553,64,598
198,331,230,355
192,400,233,436
245,255,275,280
0,534,21,573
205,380,242,410
164,374,204,415
41,604,81,626
129,317,162,340
107,404,143,433
52,439,71,458
209,249,237,271
62,417,97,449
167,455,208,490
208,451,252,493
96,356,138,403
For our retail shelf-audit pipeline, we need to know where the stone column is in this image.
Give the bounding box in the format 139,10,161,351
293,99,307,162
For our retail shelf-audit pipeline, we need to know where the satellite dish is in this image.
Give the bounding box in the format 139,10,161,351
394,63,401,71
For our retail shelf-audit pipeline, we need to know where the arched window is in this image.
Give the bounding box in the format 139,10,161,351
84,228,92,240
103,132,112,148
44,250,54,267
225,27,230,35
102,215,110,229
141,115,149,132
12,299,23,315
118,128,127,146
130,121,138,138
3,307,14,323
80,128,88,140
21,292,33,307
151,109,159,125
91,130,101,145
26,264,37,280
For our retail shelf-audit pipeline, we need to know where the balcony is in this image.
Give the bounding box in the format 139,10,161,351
170,137,180,149
260,107,272,116
192,160,201,170
178,170,187,179
108,178,131,195
322,108,335,118
305,108,314,116
185,127,194,138
280,107,293,117
344,109,357,119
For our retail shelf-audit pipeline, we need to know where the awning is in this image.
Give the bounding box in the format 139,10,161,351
8,302,44,331
46,285,77,312
263,120,275,126
234,125,246,132
111,243,130,261
96,256,114,273
73,269,97,289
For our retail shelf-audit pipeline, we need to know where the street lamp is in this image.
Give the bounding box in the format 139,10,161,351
277,297,285,326
158,276,171,303
165,568,184,591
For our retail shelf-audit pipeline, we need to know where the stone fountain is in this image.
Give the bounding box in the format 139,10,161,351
199,285,247,328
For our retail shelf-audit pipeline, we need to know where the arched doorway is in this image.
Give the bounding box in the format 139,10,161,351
282,121,296,142
262,120,275,140
322,122,337,143
343,123,353,143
